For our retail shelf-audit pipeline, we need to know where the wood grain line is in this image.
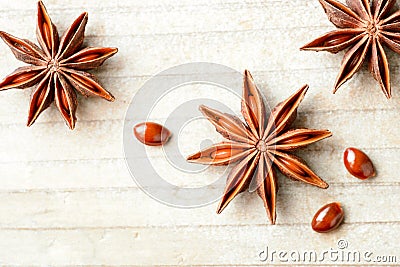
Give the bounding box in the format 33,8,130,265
0,183,398,194
0,221,398,231
0,105,399,127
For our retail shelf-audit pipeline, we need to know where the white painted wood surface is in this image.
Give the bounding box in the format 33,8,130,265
0,0,399,265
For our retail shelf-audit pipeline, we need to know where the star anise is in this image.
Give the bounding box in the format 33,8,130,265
301,0,400,98
187,70,332,224
0,1,118,129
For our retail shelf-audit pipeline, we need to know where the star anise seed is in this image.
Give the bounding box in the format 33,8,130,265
187,70,332,224
0,1,118,129
301,0,400,98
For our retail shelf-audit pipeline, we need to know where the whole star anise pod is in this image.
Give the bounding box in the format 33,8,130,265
301,0,400,98
0,1,118,129
187,70,332,224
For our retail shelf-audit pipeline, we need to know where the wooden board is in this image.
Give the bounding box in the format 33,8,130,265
0,0,399,265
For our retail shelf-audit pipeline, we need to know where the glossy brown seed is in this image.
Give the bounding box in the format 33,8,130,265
210,147,247,163
311,202,344,233
42,22,52,50
60,89,69,111
279,157,307,177
211,148,234,160
279,134,310,144
74,53,100,63
70,73,90,88
133,122,171,146
324,34,354,47
344,147,375,180
12,72,38,84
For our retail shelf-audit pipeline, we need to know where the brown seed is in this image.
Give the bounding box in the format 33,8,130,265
324,34,354,47
274,103,292,128
279,134,310,144
12,71,38,84
247,95,259,128
311,202,344,233
74,53,101,63
218,116,244,137
133,122,171,146
279,157,307,176
60,89,70,110
210,147,246,161
69,73,114,101
344,147,375,180
211,148,233,160
70,73,93,89
42,22,52,50
36,86,47,107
